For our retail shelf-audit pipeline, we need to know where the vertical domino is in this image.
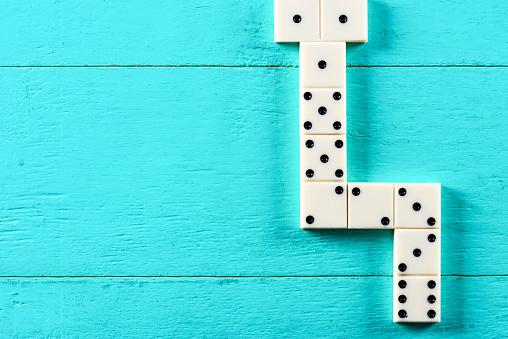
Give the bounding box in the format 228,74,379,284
393,276,441,322
301,182,347,229
300,42,346,88
301,135,347,182
393,229,441,322
394,229,441,276
393,185,442,322
300,88,346,135
300,42,347,229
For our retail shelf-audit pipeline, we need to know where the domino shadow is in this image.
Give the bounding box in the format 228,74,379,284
440,186,467,325
346,0,392,181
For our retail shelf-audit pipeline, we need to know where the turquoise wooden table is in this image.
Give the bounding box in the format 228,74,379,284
1,1,507,337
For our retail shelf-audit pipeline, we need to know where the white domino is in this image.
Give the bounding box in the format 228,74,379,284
393,276,441,323
274,0,319,42
394,229,441,275
395,183,441,229
274,0,442,323
321,0,368,42
301,135,347,182
300,42,346,88
300,88,346,135
301,182,347,229
347,183,394,228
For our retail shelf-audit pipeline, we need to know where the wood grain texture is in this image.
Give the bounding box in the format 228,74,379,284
0,67,506,277
1,0,508,336
0,277,507,338
0,0,507,66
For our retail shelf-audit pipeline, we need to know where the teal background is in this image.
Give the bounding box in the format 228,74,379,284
1,0,507,337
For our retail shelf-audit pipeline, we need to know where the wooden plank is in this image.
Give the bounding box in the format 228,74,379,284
0,67,507,276
0,277,506,337
0,1,506,66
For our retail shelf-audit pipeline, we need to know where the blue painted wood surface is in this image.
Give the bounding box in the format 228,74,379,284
1,277,507,338
0,0,507,337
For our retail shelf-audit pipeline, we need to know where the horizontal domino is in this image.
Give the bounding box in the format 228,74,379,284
321,0,368,42
395,183,441,229
348,183,393,228
300,183,442,229
347,183,441,229
274,0,368,42
274,0,319,42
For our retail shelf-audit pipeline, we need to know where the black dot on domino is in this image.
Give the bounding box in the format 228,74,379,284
398,280,407,289
333,92,342,100
333,121,342,130
306,215,314,224
304,121,312,130
352,187,361,196
398,188,406,196
427,295,436,304
428,217,436,226
293,15,302,23
335,186,344,195
398,310,407,318
306,169,314,178
413,202,421,211
398,263,407,272
335,169,343,178
320,155,329,163
335,140,343,148
428,234,436,242
303,92,312,100
305,140,314,148
318,106,327,115
413,248,422,257
427,310,436,319
398,295,407,303
318,60,327,69
339,15,348,24
428,280,436,289
381,217,390,226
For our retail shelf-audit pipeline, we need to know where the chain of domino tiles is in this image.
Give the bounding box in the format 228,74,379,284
275,0,442,323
